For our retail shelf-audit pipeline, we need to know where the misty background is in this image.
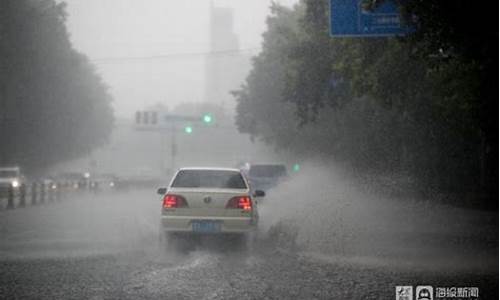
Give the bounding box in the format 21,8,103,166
63,0,297,117
49,0,299,177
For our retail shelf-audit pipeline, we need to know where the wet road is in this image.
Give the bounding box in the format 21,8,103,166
0,188,497,299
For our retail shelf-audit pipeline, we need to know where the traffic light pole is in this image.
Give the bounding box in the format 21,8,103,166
135,111,213,175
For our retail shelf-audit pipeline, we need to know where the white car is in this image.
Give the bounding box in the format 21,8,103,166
0,166,25,196
157,167,265,246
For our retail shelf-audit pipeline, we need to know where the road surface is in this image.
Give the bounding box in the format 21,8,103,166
0,188,497,299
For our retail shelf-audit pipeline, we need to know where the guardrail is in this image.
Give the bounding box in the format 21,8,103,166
1,182,88,210
0,178,163,210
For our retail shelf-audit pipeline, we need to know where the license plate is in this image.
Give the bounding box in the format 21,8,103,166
192,220,221,233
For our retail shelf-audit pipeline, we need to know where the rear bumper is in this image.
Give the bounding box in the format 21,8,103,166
161,215,256,234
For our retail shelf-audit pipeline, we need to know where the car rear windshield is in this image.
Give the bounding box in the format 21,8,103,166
249,165,287,177
171,170,247,189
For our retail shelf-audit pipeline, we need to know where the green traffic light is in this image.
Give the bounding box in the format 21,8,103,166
184,126,193,134
203,114,212,123
292,163,300,172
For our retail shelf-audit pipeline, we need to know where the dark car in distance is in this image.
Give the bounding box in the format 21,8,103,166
240,163,288,192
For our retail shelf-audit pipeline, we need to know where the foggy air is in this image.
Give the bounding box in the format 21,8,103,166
0,1,497,299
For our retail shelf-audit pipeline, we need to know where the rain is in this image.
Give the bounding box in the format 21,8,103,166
0,1,497,299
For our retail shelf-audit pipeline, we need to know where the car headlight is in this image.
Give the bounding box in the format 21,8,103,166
11,180,19,188
109,182,115,187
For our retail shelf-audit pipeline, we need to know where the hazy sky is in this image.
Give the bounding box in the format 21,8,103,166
60,0,298,118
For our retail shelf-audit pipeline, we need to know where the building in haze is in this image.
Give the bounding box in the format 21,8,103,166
205,2,252,116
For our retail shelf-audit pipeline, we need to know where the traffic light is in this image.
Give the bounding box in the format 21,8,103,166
184,126,193,134
135,111,158,125
151,111,158,125
202,113,213,124
135,111,141,124
142,111,149,124
292,163,300,172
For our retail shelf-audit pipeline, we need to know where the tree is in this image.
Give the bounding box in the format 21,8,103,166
233,0,497,207
0,0,114,174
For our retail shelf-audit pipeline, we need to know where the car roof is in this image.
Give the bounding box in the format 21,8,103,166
178,167,242,172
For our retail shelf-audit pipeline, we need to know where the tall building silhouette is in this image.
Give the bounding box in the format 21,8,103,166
205,2,250,115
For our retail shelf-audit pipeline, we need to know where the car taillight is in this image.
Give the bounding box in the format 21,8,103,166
226,196,252,211
162,194,188,208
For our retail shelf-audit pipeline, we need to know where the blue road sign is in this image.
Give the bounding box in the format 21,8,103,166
330,0,414,37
